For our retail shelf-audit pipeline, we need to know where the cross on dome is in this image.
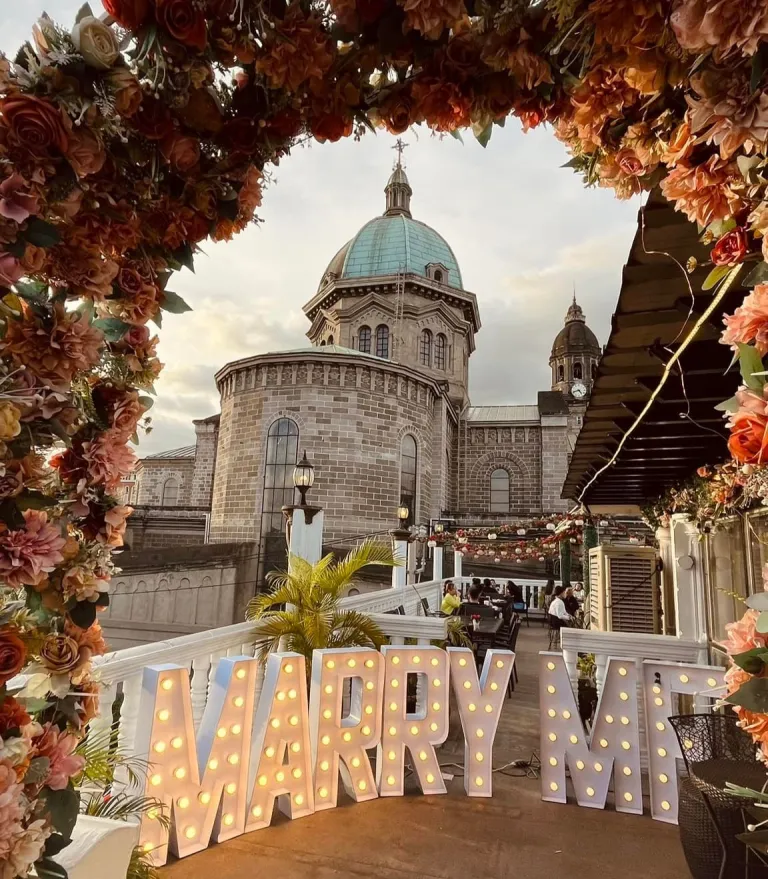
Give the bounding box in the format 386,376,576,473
392,138,409,168
385,142,413,217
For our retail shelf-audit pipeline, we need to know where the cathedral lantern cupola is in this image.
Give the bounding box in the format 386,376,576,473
549,294,601,402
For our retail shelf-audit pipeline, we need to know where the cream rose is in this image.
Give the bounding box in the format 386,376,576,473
71,16,119,70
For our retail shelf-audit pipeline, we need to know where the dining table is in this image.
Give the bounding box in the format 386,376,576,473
464,617,503,637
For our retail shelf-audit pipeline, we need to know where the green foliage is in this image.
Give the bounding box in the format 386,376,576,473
441,616,473,649
725,676,768,712
738,342,766,390
126,846,162,879
82,792,169,830
74,727,149,789
246,540,399,674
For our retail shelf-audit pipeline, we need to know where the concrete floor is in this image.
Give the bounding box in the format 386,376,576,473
161,626,689,879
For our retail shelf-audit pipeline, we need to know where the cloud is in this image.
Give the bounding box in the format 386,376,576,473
7,3,643,456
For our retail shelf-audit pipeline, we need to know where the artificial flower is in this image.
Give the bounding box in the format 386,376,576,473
727,387,768,465
0,510,66,589
0,630,26,685
104,67,143,117
0,819,50,879
0,403,21,442
160,132,201,173
102,0,150,30
711,227,749,266
71,15,120,69
722,286,768,355
0,698,31,736
399,0,466,39
0,252,23,288
660,155,743,227
0,173,39,224
80,429,137,491
671,0,768,59
156,0,208,51
33,724,85,790
64,125,107,178
1,95,68,155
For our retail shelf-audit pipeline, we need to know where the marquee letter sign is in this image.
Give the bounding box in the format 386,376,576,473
539,652,726,823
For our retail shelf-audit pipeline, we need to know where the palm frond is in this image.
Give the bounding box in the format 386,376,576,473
127,846,161,879
442,616,472,648
82,793,170,830
326,610,387,649
74,728,149,789
318,540,399,597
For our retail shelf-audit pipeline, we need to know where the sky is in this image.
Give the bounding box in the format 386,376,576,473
6,2,644,455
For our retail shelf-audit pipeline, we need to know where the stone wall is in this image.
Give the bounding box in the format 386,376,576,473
191,416,218,506
125,506,208,551
102,542,257,649
540,414,571,511
458,422,544,515
135,457,195,506
210,351,442,545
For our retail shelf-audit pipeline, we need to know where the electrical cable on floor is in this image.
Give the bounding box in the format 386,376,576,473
437,750,540,781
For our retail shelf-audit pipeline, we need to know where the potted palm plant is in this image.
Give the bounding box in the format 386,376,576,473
245,539,400,680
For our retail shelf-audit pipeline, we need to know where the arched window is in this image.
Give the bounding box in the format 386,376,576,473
591,362,597,380
358,325,371,353
261,418,299,534
162,477,179,506
420,329,432,366
434,269,443,283
573,362,583,380
489,468,509,513
327,335,334,346
435,333,447,370
375,324,389,359
320,340,326,347
400,434,417,527
557,364,564,382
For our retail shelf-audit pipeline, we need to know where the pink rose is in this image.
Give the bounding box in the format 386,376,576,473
0,173,39,223
33,724,85,790
0,252,23,287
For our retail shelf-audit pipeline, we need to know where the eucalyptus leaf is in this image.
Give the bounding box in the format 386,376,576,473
74,2,94,23
44,834,72,858
23,218,61,248
473,122,492,148
68,600,97,629
744,261,768,288
35,857,68,879
702,265,730,291
92,317,132,341
38,787,79,839
16,490,57,511
714,396,739,413
730,646,768,673
449,129,464,143
725,676,768,712
746,592,768,611
160,289,192,314
138,395,154,411
738,343,766,390
24,757,51,785
172,241,195,273
757,611,768,634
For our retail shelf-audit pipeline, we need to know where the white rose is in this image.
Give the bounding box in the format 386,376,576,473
71,16,119,70
0,735,31,766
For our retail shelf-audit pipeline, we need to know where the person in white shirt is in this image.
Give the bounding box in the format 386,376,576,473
572,582,585,604
548,585,573,628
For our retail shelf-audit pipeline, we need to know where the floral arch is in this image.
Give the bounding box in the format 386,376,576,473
1,0,768,874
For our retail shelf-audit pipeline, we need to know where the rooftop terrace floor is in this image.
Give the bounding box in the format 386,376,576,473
161,626,689,879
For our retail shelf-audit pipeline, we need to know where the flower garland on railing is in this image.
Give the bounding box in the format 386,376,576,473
1,0,768,873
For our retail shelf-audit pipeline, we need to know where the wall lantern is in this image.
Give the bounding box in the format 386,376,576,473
397,505,409,524
293,451,315,506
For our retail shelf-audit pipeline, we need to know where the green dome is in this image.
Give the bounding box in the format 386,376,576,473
319,161,463,291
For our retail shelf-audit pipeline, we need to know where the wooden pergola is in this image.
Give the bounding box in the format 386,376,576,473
563,190,748,510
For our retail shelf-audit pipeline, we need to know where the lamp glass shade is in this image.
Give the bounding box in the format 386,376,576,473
397,505,409,522
293,453,315,489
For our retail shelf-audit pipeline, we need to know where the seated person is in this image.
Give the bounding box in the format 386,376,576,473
572,582,586,603
548,585,573,629
441,581,461,615
564,587,580,617
507,581,524,604
480,578,499,597
459,584,492,617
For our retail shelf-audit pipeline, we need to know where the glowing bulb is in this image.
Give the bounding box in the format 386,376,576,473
389,701,398,711
620,717,629,726
459,658,467,667
431,657,439,666
321,708,333,720
288,688,297,699
154,742,166,753
148,809,159,820
236,668,247,680
575,760,585,770
143,843,154,853
484,705,493,713
343,732,352,742
252,806,263,818
276,771,285,782
413,655,420,664
271,719,280,729
547,662,555,670
619,692,628,701
392,657,400,665
387,775,395,785
659,773,669,784
427,774,436,784
623,767,632,776
358,780,367,792
430,722,438,732
707,678,717,688
490,683,498,691
324,685,333,694
365,659,374,668
185,827,196,840
320,760,329,771
291,742,301,753
284,664,293,674
618,667,627,676
365,681,374,690
562,710,571,720
295,794,304,806
652,685,661,694
177,797,189,810
654,697,663,707
468,703,477,712
174,768,186,780
265,746,275,758
548,709,556,718
234,696,245,708
258,775,267,786
277,692,286,702
293,768,303,778
586,787,595,797
679,674,689,684
548,733,557,742
476,729,484,738
223,814,234,827
391,680,399,688
661,801,671,811
549,757,558,767
228,754,239,765
289,716,299,726
365,705,374,715
321,735,330,745
388,726,397,735
150,774,162,786
419,751,427,761
432,702,441,711
161,679,173,691
623,793,633,803
388,750,396,760
433,679,441,687
550,782,558,792
348,659,356,668
656,722,665,731
594,763,603,772
217,727,227,739
496,660,504,669
657,748,667,758
683,739,693,750
319,787,328,798
171,737,183,749
157,709,170,722
326,660,335,669
477,753,485,762
231,724,241,735
569,735,578,744
547,685,556,694
605,715,614,724
620,741,630,751
226,783,236,794
599,738,608,748
199,792,211,805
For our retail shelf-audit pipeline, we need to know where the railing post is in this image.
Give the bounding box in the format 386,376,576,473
407,541,418,583
670,515,708,643
286,506,324,566
113,674,143,794
89,681,117,745
432,546,443,581
191,653,212,732
390,528,411,589
453,550,463,582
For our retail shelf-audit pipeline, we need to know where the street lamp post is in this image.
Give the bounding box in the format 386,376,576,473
390,505,413,589
282,452,323,567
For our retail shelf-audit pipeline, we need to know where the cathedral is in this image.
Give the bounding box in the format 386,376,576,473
125,157,601,563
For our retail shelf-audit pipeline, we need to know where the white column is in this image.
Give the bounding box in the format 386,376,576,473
288,508,324,566
392,537,408,588
432,546,443,581
670,515,708,644
655,524,675,636
407,541,418,583
453,550,463,582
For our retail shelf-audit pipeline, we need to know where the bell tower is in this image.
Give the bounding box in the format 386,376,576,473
549,294,601,404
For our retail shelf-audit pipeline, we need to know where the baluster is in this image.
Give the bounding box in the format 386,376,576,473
594,653,608,698
390,636,405,646
415,638,429,713
113,674,143,794
562,646,580,702
89,681,117,744
191,653,212,732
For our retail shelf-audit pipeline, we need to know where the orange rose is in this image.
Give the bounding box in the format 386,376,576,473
711,227,749,267
65,126,106,177
2,95,69,154
105,68,143,117
20,244,46,273
616,147,644,177
0,629,26,684
728,410,768,464
156,0,208,50
103,0,150,30
160,132,200,172
379,94,413,135
40,633,83,674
